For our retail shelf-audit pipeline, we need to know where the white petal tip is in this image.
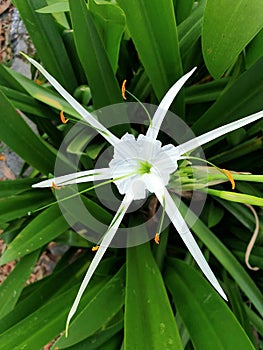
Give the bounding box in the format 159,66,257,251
220,291,228,302
32,181,52,188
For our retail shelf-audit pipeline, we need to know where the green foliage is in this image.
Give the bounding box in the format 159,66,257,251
0,0,262,349
125,242,183,350
202,0,263,78
165,259,256,350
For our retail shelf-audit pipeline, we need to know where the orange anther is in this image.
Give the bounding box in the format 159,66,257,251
51,181,61,190
92,245,100,252
121,80,127,100
60,110,69,124
221,169,235,190
0,154,6,162
35,79,43,85
154,234,160,245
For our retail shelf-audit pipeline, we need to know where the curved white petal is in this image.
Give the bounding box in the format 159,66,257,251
23,54,119,147
32,168,112,188
177,110,263,155
146,67,197,140
66,191,134,336
155,187,227,300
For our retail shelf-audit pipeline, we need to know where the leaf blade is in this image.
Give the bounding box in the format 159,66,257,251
202,0,263,78
165,260,256,350
124,243,183,350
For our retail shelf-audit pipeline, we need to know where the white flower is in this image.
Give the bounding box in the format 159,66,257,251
25,55,263,335
109,133,178,199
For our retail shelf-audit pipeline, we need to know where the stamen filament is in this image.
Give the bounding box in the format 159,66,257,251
32,172,138,213
121,83,152,127
154,195,166,245
181,156,236,189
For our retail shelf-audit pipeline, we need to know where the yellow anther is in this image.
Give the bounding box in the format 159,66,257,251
92,245,100,251
60,110,69,124
51,181,61,190
121,80,127,100
154,234,160,245
221,169,235,190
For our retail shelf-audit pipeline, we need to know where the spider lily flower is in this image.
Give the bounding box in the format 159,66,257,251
25,55,263,335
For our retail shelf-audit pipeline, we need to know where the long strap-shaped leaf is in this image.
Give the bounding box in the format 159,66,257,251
69,0,122,109
117,0,184,116
165,260,256,350
173,195,263,317
0,89,57,174
125,242,183,350
13,0,77,93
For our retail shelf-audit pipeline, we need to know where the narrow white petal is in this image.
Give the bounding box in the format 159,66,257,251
146,67,197,140
23,54,119,146
155,187,227,300
65,191,134,336
32,168,112,188
177,110,263,155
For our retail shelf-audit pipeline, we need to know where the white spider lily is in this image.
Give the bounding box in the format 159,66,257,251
26,55,263,335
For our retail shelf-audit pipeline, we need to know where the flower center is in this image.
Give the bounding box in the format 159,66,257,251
137,160,152,174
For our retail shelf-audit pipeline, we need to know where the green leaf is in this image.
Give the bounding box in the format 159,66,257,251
214,199,256,232
0,179,40,197
0,191,52,222
0,250,40,319
206,200,224,228
54,266,125,348
2,65,81,119
45,0,70,29
0,86,54,119
0,63,27,92
205,188,263,207
223,276,257,347
117,0,184,115
0,277,108,350
13,0,77,93
246,28,263,69
192,56,263,135
89,0,125,73
165,260,256,350
202,0,263,78
0,204,70,265
0,89,57,174
36,2,69,13
174,0,194,24
0,255,112,334
60,320,123,350
245,305,263,337
185,78,228,104
178,0,206,64
124,242,183,350
69,0,122,108
173,196,263,318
